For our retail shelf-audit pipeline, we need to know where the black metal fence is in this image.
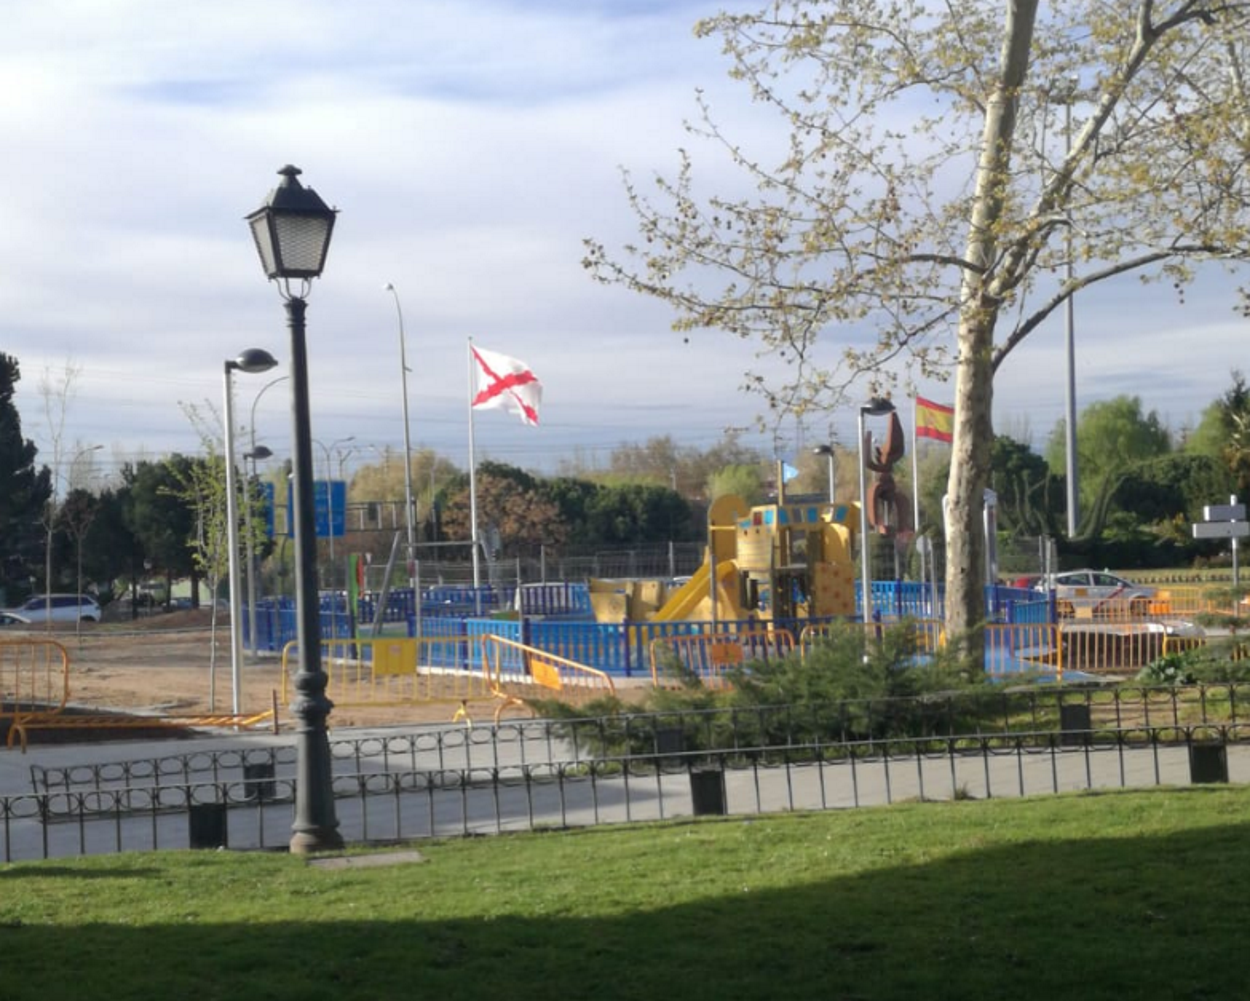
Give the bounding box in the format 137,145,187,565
4,684,1249,863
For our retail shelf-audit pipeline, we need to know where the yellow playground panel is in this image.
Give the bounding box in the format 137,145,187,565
651,493,859,624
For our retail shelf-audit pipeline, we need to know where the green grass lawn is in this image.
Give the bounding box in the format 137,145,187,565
3,788,1248,1000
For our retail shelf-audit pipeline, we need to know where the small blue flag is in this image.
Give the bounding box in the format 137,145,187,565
782,462,800,483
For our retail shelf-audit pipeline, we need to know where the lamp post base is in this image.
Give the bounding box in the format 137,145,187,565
289,827,345,855
287,682,344,855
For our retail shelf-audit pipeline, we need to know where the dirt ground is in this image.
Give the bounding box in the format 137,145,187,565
22,611,530,730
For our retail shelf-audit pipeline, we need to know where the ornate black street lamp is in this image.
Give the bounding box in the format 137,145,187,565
246,164,342,854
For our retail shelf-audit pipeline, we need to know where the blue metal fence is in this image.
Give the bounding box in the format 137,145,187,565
245,581,1055,675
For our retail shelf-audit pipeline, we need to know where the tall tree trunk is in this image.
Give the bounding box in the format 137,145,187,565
945,0,1039,650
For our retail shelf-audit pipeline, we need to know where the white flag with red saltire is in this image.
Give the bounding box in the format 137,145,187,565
470,344,542,426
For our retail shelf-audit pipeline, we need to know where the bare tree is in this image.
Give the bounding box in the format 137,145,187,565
36,359,81,628
173,402,229,708
585,1,1250,641
60,486,98,640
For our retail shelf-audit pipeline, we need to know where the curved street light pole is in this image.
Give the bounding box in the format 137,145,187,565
245,374,288,658
225,348,279,715
250,375,290,455
242,443,274,659
385,283,417,593
43,445,102,630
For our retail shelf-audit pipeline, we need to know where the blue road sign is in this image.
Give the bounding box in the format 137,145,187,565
315,480,347,539
285,481,346,538
261,482,276,538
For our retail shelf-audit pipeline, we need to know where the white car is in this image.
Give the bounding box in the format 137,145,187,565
1035,570,1155,618
4,594,102,624
0,611,31,628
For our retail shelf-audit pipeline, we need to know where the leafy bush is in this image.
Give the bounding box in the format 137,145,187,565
1137,653,1196,686
529,620,1003,756
1185,657,1250,684
724,619,999,744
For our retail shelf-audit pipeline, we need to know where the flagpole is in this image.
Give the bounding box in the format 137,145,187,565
912,396,921,535
467,339,481,590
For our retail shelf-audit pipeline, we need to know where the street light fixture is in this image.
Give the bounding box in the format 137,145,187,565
384,282,417,594
246,163,342,854
224,347,278,718
812,444,836,504
857,398,896,627
242,443,274,659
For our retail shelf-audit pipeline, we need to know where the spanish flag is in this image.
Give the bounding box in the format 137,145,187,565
915,396,954,443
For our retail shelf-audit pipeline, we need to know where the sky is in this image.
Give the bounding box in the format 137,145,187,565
3,0,1248,491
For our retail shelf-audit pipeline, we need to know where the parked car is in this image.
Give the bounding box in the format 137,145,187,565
1034,570,1155,618
4,593,102,624
0,611,31,627
109,593,160,618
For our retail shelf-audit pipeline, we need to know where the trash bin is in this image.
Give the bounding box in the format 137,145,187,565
690,767,727,816
188,802,228,849
242,762,277,802
1059,703,1091,747
1189,742,1229,784
655,726,684,757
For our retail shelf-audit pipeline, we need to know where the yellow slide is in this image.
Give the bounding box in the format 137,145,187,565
652,558,740,621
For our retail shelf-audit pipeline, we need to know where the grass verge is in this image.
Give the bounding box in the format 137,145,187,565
2,787,1248,1000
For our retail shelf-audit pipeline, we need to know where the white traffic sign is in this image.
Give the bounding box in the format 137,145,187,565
1193,522,1250,539
1204,504,1246,521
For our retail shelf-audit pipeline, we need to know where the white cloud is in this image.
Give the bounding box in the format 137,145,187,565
3,0,1247,481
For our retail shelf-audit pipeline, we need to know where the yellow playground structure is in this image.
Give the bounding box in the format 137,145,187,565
592,493,860,624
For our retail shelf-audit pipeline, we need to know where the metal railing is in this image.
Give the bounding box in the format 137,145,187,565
6,685,1250,863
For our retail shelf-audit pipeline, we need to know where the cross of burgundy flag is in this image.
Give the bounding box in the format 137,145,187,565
470,344,542,426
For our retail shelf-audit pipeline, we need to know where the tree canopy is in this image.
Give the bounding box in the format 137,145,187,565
1045,395,1172,527
1186,371,1250,499
0,353,52,600
123,458,199,586
585,1,1250,639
